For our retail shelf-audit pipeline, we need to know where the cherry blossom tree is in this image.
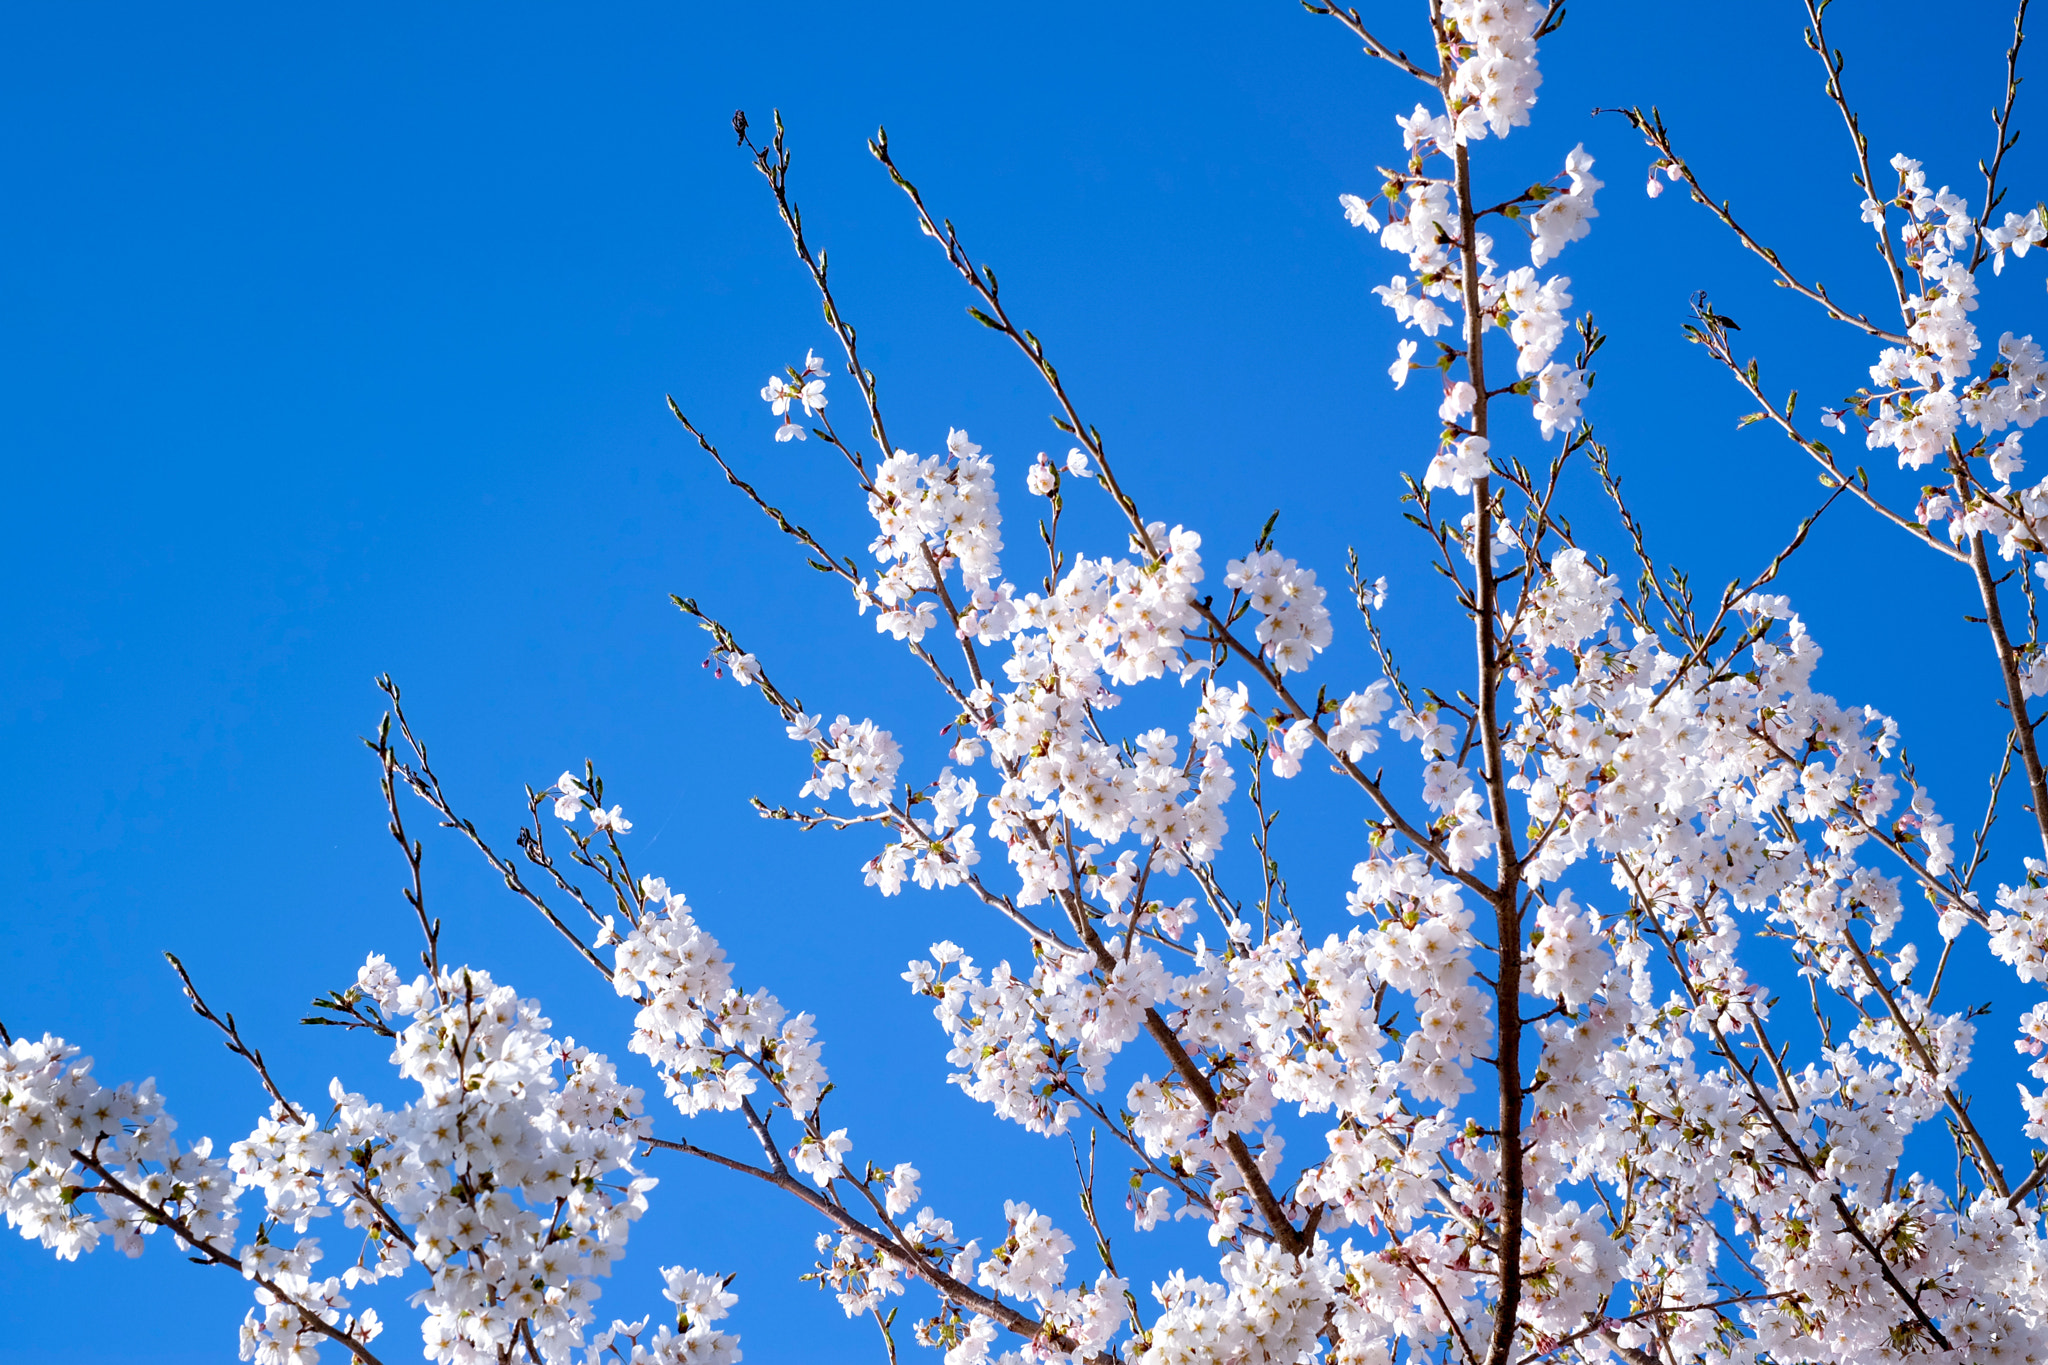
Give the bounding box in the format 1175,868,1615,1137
14,2,2048,1364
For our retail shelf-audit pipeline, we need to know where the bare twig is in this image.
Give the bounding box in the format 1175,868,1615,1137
372,676,611,978
1801,0,1913,320
163,952,304,1124
1613,105,1907,341
1971,0,2033,272
1301,1,1439,81
642,1133,1109,1363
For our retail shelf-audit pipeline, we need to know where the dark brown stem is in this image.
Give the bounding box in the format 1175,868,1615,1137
2010,1153,2048,1207
1688,310,1965,563
73,1149,390,1365
1838,928,2008,1196
372,706,441,990
867,131,1492,905
1616,106,1906,341
1971,0,2032,272
163,952,304,1124
641,1134,1108,1363
1453,129,1525,1365
1139,1007,1306,1256
374,676,612,979
1625,865,1951,1350
1301,1,1440,81
1802,0,1913,321
1967,531,2048,858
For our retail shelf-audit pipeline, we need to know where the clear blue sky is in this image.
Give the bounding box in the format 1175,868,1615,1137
4,2,2043,1361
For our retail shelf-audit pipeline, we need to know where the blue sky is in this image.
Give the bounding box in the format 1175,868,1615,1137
5,2,2046,1361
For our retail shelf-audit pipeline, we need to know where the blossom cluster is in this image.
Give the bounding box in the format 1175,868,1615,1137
248,961,661,1364
5,959,718,1365
867,427,1004,627
759,349,828,442
1442,0,1546,142
2,1034,238,1261
1823,155,2048,519
1349,21,1596,461
607,876,834,1157
1222,549,1333,675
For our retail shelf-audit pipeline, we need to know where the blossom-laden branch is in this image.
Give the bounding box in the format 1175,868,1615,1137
1646,0,2048,873
23,3,2048,1365
641,1134,1113,1364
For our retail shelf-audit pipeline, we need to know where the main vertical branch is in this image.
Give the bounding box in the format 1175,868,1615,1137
1967,528,2048,858
1453,136,1525,1365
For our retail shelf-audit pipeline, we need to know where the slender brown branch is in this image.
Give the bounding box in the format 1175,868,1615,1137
1437,47,1526,1359
73,1149,390,1365
1837,929,2008,1196
1517,1293,1792,1365
641,1134,1108,1363
1651,486,1846,710
1623,862,1951,1350
371,710,440,988
1301,1,1440,81
1967,530,2048,858
1614,106,1906,342
2010,1152,2048,1207
1685,303,1966,563
373,676,611,978
1971,0,2032,272
1801,0,1913,320
870,1306,900,1365
865,130,1490,906
163,952,305,1124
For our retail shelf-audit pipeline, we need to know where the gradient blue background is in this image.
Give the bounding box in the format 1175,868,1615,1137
5,2,2044,1360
